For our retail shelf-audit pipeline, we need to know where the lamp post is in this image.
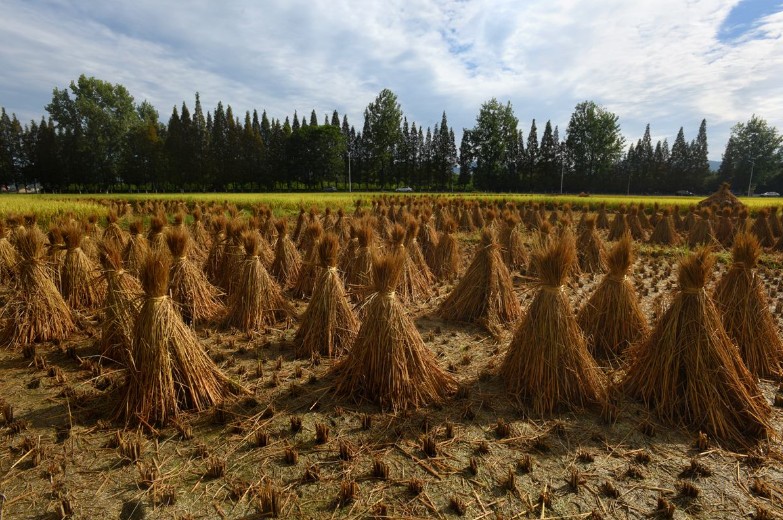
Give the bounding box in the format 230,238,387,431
559,148,565,194
746,131,758,197
747,158,755,197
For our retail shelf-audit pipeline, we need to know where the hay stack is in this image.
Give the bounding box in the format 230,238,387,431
500,214,526,271
392,221,433,305
607,207,628,241
433,218,460,281
204,216,228,287
687,209,717,248
0,221,19,285
626,206,646,240
331,251,456,410
116,252,247,425
98,244,142,362
1,230,76,348
438,228,521,335
292,222,323,299
293,234,358,358
224,232,295,333
190,206,211,252
648,209,681,246
102,211,127,251
147,216,168,254
750,209,775,248
292,208,307,244
167,228,224,326
270,219,302,289
500,230,604,414
576,217,606,274
60,225,105,310
769,207,782,237
418,210,439,270
713,232,783,378
577,235,648,363
698,182,744,210
123,220,149,278
596,203,610,229
620,248,771,446
715,208,735,248
344,223,375,302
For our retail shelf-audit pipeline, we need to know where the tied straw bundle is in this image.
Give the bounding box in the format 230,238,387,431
60,224,105,311
576,216,607,274
437,228,521,336
123,220,150,278
97,244,142,362
116,252,247,425
0,229,76,348
331,250,456,411
713,232,783,378
500,229,604,414
167,227,224,326
224,232,295,333
577,234,648,363
620,248,771,447
293,234,358,358
344,223,375,303
270,218,302,289
433,218,460,281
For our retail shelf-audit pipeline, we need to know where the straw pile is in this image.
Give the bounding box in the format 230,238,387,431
190,206,210,252
0,221,19,285
500,215,526,271
331,251,456,411
344,223,375,302
418,210,439,270
115,252,247,425
224,232,295,333
433,218,460,281
698,182,744,209
687,209,717,248
147,216,168,254
270,218,302,289
167,228,224,325
97,244,142,362
626,206,646,240
392,222,433,304
0,229,76,348
577,235,648,362
102,211,127,251
123,220,149,278
715,208,735,248
292,222,324,299
204,216,227,287
500,230,603,414
607,207,628,241
648,209,681,246
60,225,105,310
750,209,775,248
293,234,358,358
620,248,771,446
576,217,606,274
438,228,521,335
713,232,783,378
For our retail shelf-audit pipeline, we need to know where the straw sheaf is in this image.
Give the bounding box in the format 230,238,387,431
530,229,576,288
714,232,783,378
318,234,340,268
621,248,771,446
606,234,633,277
166,227,190,258
140,252,171,298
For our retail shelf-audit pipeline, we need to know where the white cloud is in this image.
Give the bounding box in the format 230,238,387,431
0,0,781,160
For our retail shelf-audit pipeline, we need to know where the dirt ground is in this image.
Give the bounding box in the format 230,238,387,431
1,235,782,520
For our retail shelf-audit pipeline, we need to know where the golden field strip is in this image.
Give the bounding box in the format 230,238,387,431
1,192,782,222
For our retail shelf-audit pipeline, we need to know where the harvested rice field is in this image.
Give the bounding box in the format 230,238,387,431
1,189,782,519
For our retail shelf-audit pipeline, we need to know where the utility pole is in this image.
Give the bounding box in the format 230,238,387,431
348,151,352,193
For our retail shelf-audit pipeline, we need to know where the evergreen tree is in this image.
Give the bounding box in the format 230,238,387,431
564,100,625,192
688,118,709,190
468,98,520,191
292,111,300,132
363,89,403,189
310,109,318,127
538,120,559,192
669,127,690,191
458,130,473,187
331,110,340,127
525,119,539,191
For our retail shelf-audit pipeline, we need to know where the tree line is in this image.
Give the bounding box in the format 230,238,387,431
0,74,781,194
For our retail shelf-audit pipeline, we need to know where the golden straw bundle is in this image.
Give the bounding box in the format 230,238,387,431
713,232,783,378
715,208,735,248
648,208,681,246
116,252,247,425
433,218,460,281
0,221,19,285
577,235,648,362
331,251,456,411
687,209,717,248
392,221,433,305
607,207,628,241
123,219,149,278
147,216,168,254
270,218,302,289
1,229,76,348
293,234,358,358
500,230,604,414
98,244,142,362
344,223,375,302
292,222,324,299
167,228,224,325
500,214,526,271
750,209,775,247
102,211,127,251
60,225,105,310
224,232,295,333
620,248,771,446
438,228,521,335
576,217,607,274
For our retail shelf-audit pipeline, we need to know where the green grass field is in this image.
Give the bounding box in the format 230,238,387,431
1,192,781,223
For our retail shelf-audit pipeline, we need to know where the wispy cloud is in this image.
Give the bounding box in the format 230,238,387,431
0,0,781,160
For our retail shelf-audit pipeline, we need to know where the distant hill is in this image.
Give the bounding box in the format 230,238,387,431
709,160,720,172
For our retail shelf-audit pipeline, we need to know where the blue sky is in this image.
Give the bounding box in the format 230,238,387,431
1,0,782,161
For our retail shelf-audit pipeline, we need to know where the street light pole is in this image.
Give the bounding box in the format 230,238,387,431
747,158,755,197
348,151,352,193
560,155,564,194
